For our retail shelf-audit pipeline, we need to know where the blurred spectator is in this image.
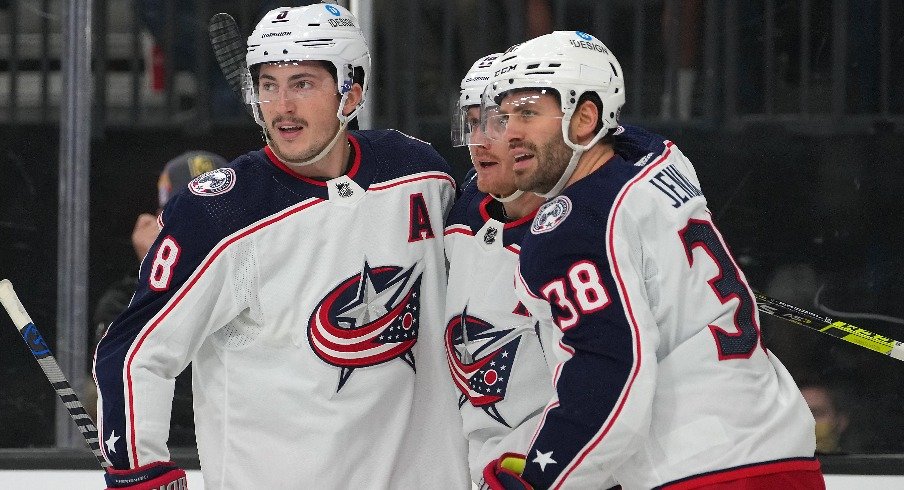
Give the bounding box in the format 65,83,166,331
800,382,850,455
660,0,703,120
136,0,243,115
93,150,229,340
87,150,228,439
761,261,823,379
525,0,554,38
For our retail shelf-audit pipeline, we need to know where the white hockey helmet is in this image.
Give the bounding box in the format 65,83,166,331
482,31,625,197
451,53,500,147
244,3,370,129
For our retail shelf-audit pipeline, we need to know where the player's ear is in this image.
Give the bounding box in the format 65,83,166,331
342,83,363,117
570,99,600,144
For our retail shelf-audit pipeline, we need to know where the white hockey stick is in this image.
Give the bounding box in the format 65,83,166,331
0,279,110,468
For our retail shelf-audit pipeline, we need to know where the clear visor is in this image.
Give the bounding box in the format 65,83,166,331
451,103,488,147
480,86,563,141
247,62,339,104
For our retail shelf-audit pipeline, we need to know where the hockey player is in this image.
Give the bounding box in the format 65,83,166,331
94,4,468,488
444,53,551,484
479,32,824,489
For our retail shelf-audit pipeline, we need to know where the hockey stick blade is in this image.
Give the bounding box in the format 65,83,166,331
755,290,904,362
0,279,111,468
208,12,251,115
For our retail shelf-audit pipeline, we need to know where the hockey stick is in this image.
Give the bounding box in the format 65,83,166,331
755,290,904,362
208,12,251,114
0,279,110,468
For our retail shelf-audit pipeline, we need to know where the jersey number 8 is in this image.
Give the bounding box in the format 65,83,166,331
149,236,181,291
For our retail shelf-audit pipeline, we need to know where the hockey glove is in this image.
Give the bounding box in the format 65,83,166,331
105,461,187,489
481,453,533,490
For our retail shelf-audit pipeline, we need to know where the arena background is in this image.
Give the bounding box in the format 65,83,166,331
1,0,903,486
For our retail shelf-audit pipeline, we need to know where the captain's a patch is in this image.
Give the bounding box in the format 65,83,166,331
189,168,236,197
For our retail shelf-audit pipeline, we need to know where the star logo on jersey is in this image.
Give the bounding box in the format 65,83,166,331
531,195,572,234
532,450,557,471
105,430,120,453
309,261,422,391
445,306,521,426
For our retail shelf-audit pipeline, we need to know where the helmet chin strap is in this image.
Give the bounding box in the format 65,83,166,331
538,147,583,199
492,189,524,203
265,92,352,169
537,114,608,199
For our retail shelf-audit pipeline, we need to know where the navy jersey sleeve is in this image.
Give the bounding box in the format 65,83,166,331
515,157,659,488
94,157,266,469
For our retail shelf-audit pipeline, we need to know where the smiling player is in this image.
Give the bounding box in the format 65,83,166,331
94,4,468,488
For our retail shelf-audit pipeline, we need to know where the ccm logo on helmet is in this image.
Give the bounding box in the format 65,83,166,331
494,65,516,77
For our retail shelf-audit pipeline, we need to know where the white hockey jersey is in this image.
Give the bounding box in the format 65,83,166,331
444,175,556,483
94,130,470,489
514,126,819,489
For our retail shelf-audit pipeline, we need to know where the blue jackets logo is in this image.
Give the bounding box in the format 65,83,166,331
189,168,236,197
445,307,521,426
531,195,572,234
309,262,423,391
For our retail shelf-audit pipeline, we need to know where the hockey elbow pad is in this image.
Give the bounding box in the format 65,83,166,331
480,453,533,490
105,461,187,489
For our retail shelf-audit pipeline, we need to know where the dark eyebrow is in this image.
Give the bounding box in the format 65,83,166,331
259,72,324,82
288,72,323,81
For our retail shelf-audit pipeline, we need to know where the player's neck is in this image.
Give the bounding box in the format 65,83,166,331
287,134,352,181
566,143,615,188
502,192,545,220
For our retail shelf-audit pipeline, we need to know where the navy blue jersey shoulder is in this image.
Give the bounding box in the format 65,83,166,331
350,129,452,181
160,149,309,252
614,124,667,163
554,123,669,236
521,155,634,270
445,174,482,228
520,128,668,290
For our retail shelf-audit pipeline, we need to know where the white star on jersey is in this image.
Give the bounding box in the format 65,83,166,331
337,263,411,328
105,430,120,453
532,450,557,471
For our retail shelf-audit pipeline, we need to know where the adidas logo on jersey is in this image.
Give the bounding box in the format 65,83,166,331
635,152,655,167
